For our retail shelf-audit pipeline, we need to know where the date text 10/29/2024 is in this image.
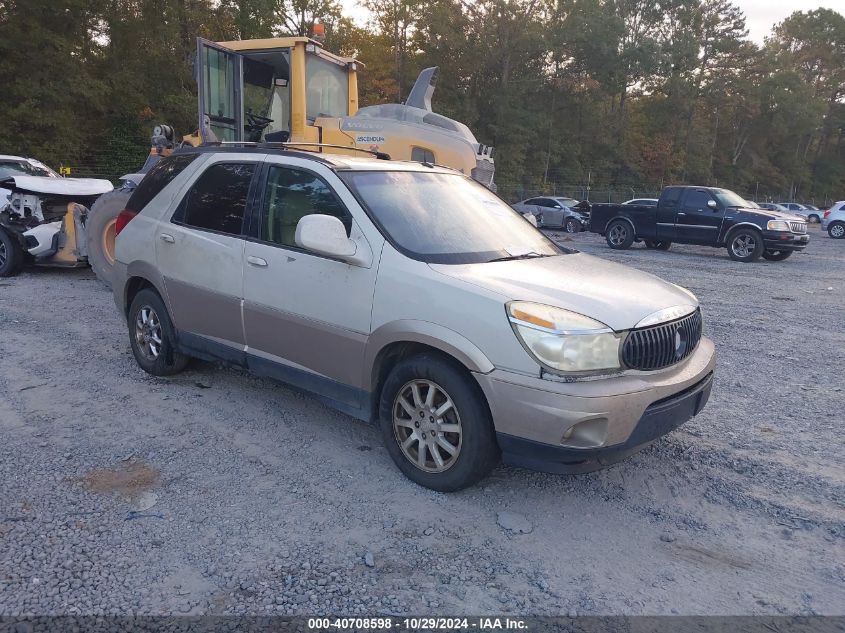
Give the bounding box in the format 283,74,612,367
308,618,529,631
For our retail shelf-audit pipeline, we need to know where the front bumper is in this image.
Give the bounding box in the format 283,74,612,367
762,231,809,251
474,337,716,474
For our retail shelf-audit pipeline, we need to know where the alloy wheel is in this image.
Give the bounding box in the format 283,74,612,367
731,234,756,258
392,379,462,473
608,224,627,245
831,224,845,238
134,305,163,361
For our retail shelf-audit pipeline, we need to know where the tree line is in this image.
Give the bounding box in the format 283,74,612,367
0,0,843,204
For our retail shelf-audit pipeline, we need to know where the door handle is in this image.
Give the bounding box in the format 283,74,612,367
159,233,175,243
677,212,686,216
247,255,268,268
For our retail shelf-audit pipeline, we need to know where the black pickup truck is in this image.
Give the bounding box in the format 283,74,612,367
589,186,810,262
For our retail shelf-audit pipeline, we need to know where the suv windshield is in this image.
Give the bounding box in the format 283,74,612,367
0,160,56,179
340,170,562,264
712,188,749,208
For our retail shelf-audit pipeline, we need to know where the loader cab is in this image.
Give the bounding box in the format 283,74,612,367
196,37,359,145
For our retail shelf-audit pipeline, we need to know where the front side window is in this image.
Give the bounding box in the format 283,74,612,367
684,190,714,210
178,162,255,235
306,55,348,120
340,170,562,264
262,166,351,248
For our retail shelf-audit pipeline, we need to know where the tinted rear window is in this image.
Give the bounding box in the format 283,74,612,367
176,162,256,235
126,154,199,213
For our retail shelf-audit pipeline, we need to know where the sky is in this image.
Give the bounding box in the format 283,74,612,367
338,0,845,44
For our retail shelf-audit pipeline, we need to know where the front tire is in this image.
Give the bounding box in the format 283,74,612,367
128,288,189,376
808,214,821,224
606,220,635,250
379,354,499,491
727,228,764,262
762,249,793,261
86,188,132,288
564,218,582,233
828,221,845,239
644,240,672,251
0,228,24,277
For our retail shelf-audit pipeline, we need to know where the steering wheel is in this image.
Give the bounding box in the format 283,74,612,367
245,110,274,142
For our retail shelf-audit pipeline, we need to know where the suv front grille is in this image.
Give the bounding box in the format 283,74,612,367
622,310,702,371
789,221,807,233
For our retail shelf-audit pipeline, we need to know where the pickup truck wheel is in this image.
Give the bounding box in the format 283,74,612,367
606,220,634,249
727,228,764,262
828,221,845,239
644,240,672,251
0,228,24,277
564,218,582,233
379,354,499,492
762,249,793,261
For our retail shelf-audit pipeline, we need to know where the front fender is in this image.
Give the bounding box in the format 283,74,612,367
364,319,495,390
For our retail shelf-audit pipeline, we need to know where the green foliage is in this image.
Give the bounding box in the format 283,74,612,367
0,0,842,201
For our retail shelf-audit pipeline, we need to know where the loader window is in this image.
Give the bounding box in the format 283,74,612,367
176,162,256,236
306,55,348,120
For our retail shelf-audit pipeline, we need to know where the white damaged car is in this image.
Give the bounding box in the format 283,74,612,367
0,156,113,276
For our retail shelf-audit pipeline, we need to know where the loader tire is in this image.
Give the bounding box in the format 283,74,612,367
86,188,132,288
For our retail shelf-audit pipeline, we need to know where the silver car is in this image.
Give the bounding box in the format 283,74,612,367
512,196,588,232
111,148,715,491
822,201,845,239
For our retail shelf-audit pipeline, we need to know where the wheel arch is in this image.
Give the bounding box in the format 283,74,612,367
721,221,763,246
365,322,495,422
122,261,170,318
607,215,637,235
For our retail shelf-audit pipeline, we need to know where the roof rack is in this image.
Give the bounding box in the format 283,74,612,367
201,141,391,161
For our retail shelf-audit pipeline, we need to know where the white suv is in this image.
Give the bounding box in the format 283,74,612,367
822,202,845,239
110,147,716,491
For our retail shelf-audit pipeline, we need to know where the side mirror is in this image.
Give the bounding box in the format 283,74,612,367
295,214,356,259
707,199,718,210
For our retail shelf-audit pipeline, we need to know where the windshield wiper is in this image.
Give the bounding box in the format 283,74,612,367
487,252,550,263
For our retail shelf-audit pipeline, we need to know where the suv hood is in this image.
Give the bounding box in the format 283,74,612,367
430,253,697,332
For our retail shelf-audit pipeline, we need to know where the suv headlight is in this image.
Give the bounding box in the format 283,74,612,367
767,220,790,231
507,302,621,373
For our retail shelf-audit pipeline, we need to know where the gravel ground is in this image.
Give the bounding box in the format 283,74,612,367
0,226,843,617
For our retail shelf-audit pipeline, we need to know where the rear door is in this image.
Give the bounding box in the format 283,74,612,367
197,38,244,142
675,188,724,244
156,153,264,350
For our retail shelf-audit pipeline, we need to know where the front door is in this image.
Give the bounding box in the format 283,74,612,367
241,158,382,410
197,38,244,143
156,155,262,348
675,188,724,243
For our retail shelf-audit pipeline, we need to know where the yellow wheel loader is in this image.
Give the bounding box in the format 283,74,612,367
86,36,495,286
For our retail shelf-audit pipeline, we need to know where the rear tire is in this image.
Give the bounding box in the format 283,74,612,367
727,227,764,262
86,188,132,288
0,227,23,277
605,220,635,250
762,250,793,261
379,353,499,491
828,221,845,239
564,218,582,233
808,214,821,224
128,288,189,376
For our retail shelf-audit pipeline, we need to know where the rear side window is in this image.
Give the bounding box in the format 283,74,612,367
125,154,199,213
176,162,256,235
660,188,682,207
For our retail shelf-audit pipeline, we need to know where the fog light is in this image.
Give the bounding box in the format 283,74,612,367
560,418,609,448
